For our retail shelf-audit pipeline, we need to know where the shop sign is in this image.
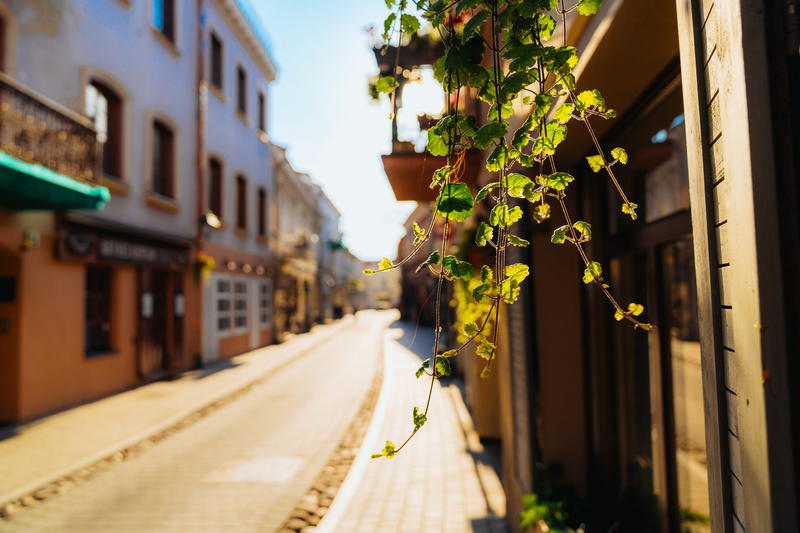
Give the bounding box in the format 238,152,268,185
61,229,188,267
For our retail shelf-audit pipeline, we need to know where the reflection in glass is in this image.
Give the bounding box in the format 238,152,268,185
662,240,709,532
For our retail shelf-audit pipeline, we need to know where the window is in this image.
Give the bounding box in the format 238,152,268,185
86,80,123,179
236,65,247,114
152,119,174,198
85,267,112,355
259,280,271,327
209,157,223,219
257,91,265,132
233,280,247,329
236,175,247,230
216,278,231,332
152,0,175,42
257,187,267,237
210,32,223,90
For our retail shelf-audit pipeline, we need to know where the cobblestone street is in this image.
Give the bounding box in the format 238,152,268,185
0,311,508,533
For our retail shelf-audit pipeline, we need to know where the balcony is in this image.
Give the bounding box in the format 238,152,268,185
0,72,109,210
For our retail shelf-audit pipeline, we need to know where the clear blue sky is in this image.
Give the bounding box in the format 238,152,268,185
251,1,419,262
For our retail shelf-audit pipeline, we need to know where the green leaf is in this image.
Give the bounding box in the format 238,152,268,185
533,203,551,223
486,145,509,172
614,308,625,321
412,222,426,245
435,356,451,376
475,182,499,203
473,283,490,302
376,76,396,94
363,268,376,275
512,115,535,150
416,251,441,273
506,263,530,284
611,147,628,165
413,406,427,431
628,302,645,316
476,338,496,360
507,234,530,247
382,13,396,40
503,173,533,198
427,129,449,156
582,261,603,284
474,122,508,150
443,255,474,281
475,222,494,247
576,89,606,113
381,440,397,458
490,204,523,228
444,35,485,71
546,172,575,191
576,0,603,16
463,321,480,336
533,121,567,156
481,265,493,283
379,257,393,270
622,201,639,220
480,367,492,378
461,10,488,42
573,221,592,241
415,358,431,378
430,165,453,189
586,155,605,172
551,225,569,244
553,103,574,124
401,13,420,34
436,183,474,222
523,183,542,203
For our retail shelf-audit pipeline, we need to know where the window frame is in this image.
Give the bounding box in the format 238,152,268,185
87,79,124,181
257,186,267,238
152,0,176,43
236,64,247,116
210,31,224,91
259,279,271,328
233,279,248,331
208,156,223,221
151,118,175,199
235,174,247,231
257,90,266,133
215,276,232,333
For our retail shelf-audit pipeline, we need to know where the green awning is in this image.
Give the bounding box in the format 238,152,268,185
0,152,110,210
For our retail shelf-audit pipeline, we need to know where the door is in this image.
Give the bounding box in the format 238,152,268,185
138,267,169,381
0,246,19,422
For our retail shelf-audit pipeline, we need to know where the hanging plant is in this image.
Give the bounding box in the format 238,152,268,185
366,0,654,460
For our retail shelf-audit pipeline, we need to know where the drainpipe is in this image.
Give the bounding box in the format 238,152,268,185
196,0,207,249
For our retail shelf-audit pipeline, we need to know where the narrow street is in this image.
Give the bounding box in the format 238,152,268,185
0,311,507,533
1,312,388,533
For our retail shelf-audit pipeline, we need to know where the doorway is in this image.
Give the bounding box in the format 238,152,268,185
138,268,183,381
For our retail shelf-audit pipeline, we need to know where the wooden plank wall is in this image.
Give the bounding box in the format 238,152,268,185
696,1,746,529
677,0,798,531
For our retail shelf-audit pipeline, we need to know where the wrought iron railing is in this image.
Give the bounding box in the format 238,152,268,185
0,71,99,183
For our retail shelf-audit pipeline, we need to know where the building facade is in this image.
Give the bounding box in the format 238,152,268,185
199,0,277,364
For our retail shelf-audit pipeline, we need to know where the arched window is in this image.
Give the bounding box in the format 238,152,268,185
209,157,223,219
152,119,175,198
236,175,247,230
86,80,123,179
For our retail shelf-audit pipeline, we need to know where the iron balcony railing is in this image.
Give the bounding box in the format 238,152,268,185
0,71,99,183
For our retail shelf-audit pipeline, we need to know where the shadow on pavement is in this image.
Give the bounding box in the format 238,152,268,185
187,359,242,380
389,320,435,362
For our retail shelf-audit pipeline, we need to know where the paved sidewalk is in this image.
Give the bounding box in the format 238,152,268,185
0,316,353,511
317,322,509,533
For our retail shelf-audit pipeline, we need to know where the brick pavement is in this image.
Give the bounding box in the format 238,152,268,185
317,322,510,533
0,316,352,512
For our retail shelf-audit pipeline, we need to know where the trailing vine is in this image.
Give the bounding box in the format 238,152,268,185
365,0,654,460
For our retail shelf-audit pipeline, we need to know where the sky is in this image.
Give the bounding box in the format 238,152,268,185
251,1,437,262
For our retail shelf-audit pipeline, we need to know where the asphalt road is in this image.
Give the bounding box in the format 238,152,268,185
1,311,393,533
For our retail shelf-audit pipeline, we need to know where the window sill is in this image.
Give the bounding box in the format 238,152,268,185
146,192,180,213
236,111,250,127
151,26,180,58
113,0,131,7
256,235,268,245
86,349,118,359
99,175,129,195
234,227,248,238
258,130,269,144
210,84,226,103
